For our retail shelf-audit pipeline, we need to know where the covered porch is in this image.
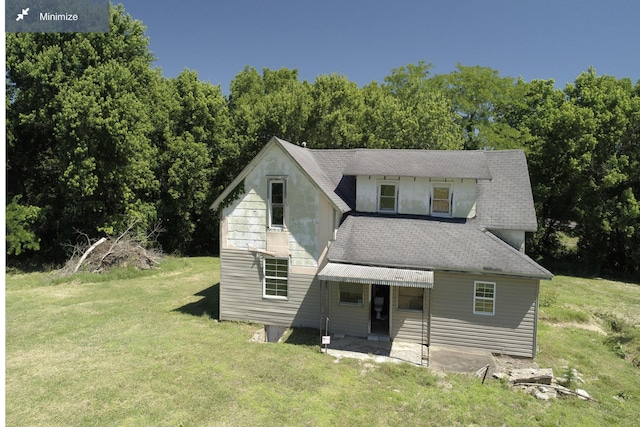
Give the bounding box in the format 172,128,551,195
317,262,434,346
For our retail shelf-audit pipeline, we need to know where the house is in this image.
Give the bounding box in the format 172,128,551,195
211,137,553,357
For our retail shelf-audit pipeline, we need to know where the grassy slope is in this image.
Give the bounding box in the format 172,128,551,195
6,258,640,426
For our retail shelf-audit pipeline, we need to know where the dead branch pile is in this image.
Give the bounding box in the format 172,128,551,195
58,223,165,275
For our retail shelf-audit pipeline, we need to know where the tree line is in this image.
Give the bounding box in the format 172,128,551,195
6,5,640,278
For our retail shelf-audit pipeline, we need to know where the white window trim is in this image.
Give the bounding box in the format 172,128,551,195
268,177,287,229
263,257,289,300
430,183,453,217
473,281,496,315
377,182,398,213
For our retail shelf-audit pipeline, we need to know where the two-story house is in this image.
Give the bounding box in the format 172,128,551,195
211,137,552,357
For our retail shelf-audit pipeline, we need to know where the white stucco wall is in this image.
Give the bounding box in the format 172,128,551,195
355,175,477,218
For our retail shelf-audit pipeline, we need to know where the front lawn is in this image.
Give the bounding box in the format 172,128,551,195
6,258,640,426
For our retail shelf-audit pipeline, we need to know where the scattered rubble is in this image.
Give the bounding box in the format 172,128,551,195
493,367,597,402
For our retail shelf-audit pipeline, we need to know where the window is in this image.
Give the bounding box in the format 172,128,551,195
339,283,363,305
398,287,424,311
264,258,288,299
431,185,452,216
269,179,286,228
378,183,397,212
474,281,495,315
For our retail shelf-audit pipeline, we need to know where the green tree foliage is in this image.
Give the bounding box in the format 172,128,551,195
6,196,41,256
155,70,231,254
567,70,640,275
376,61,462,149
6,5,159,259
305,74,365,148
431,64,526,150
511,70,640,277
229,66,312,162
6,1,639,277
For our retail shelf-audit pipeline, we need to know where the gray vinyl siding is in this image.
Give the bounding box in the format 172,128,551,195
391,287,430,344
219,248,321,328
430,272,539,357
328,282,370,337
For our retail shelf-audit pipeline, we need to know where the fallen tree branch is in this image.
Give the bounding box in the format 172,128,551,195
74,237,107,273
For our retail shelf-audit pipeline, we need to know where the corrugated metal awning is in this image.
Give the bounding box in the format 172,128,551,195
318,263,433,288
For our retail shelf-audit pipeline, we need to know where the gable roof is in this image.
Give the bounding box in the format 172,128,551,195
210,137,352,213
212,138,538,234
343,149,493,179
476,150,538,232
328,214,552,279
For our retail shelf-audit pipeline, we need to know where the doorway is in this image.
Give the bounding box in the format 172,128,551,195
370,284,390,335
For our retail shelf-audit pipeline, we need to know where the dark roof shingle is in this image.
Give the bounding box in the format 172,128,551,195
328,215,552,279
476,150,538,231
343,149,492,179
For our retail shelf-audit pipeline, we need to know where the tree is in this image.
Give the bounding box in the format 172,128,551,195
304,74,366,148
6,5,159,260
376,62,463,149
567,70,640,275
6,196,41,256
154,70,231,254
430,64,525,150
229,66,312,164
511,69,640,277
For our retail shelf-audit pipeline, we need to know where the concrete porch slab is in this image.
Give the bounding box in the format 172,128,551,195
322,336,497,374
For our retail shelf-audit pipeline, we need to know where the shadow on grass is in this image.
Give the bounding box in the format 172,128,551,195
284,327,322,346
175,283,220,320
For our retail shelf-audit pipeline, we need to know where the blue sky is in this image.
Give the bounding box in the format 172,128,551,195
80,1,640,92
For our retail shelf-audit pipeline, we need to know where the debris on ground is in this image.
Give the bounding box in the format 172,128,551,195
57,224,164,275
493,367,597,402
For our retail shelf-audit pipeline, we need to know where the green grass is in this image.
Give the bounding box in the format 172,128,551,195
6,260,640,426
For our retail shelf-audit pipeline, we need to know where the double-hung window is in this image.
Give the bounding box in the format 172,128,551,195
269,179,286,228
431,184,452,216
473,281,495,315
264,258,288,299
378,183,397,212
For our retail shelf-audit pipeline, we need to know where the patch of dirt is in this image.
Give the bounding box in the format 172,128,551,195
360,362,378,376
493,354,539,374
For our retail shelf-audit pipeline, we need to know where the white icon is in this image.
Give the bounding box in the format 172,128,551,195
16,7,30,21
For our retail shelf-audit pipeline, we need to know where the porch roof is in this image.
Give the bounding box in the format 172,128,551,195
318,262,434,288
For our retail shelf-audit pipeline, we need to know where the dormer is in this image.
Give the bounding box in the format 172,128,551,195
343,150,493,219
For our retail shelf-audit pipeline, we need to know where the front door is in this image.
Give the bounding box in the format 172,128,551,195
370,284,390,336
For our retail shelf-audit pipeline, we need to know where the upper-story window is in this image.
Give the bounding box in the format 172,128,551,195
378,183,397,213
431,184,452,217
269,178,286,228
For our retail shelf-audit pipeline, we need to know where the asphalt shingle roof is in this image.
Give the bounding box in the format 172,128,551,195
476,150,538,232
343,149,493,179
275,138,353,212
328,215,552,279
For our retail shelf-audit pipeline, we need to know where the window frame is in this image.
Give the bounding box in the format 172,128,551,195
473,281,496,315
397,287,424,312
430,183,453,217
263,257,289,300
339,282,364,306
377,182,398,213
268,178,286,229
